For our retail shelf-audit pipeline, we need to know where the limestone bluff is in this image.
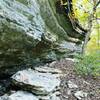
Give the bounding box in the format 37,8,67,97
0,0,85,76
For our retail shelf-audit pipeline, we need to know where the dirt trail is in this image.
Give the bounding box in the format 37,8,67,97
49,59,100,100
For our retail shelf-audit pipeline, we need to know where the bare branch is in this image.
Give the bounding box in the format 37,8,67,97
93,0,100,10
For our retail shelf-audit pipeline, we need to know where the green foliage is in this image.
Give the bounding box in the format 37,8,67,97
73,0,93,28
86,28,100,54
73,0,100,78
75,51,100,77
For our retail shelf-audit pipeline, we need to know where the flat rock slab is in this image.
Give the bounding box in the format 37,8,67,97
35,66,62,74
0,91,60,100
11,68,61,95
0,91,39,100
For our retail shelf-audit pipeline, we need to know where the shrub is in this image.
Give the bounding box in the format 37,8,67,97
75,51,100,77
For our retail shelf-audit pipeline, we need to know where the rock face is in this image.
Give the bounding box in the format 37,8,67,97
0,0,84,75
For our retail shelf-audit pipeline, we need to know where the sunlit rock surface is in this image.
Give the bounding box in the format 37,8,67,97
0,0,84,75
11,68,60,95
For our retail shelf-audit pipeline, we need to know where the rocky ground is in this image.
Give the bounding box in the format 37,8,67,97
49,59,100,100
0,58,100,100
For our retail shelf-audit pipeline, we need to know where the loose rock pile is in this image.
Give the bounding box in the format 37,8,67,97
0,67,62,100
67,80,88,100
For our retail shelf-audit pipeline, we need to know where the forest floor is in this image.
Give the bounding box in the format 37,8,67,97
49,59,100,100
0,58,100,100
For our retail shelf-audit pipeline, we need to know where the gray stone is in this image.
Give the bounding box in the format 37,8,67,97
67,80,78,89
65,58,79,63
74,91,88,100
11,68,61,95
49,61,57,67
67,89,72,95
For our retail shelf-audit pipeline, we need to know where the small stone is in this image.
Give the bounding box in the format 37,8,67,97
49,61,57,67
67,89,72,95
83,81,90,85
65,58,79,63
74,91,88,100
67,80,78,89
65,58,75,62
54,91,61,96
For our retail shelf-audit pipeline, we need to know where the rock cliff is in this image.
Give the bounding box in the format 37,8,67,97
0,0,85,76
